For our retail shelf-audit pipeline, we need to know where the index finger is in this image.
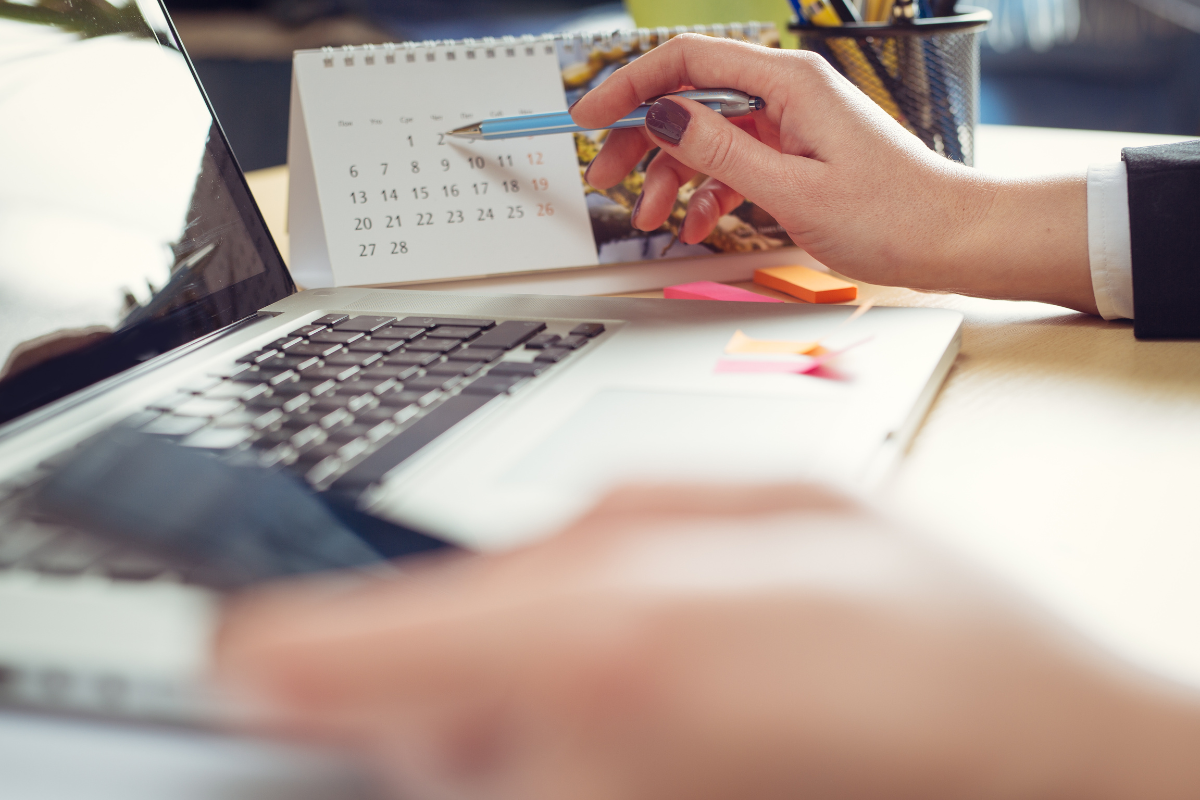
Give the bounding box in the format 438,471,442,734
570,34,792,130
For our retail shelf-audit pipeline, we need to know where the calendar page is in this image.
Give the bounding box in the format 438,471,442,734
292,41,596,286
288,25,785,289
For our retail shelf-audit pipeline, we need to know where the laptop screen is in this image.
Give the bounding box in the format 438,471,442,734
0,0,294,426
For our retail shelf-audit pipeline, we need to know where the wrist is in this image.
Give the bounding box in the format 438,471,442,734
928,168,1097,314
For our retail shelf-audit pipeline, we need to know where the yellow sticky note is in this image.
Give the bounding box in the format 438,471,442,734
724,330,820,355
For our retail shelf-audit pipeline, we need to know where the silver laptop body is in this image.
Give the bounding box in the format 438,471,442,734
0,0,960,787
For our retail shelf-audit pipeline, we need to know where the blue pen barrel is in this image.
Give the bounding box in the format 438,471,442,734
791,8,990,166
478,102,725,140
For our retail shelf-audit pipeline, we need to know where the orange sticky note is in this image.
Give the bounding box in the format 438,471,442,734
753,266,857,304
724,330,820,355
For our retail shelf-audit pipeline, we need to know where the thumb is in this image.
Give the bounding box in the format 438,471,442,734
644,97,801,212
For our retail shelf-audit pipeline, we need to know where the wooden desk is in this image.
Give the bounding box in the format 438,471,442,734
245,124,1200,687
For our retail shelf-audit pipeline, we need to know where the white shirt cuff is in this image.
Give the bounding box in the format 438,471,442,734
1086,162,1134,320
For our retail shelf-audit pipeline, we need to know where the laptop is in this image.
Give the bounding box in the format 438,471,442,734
0,0,961,770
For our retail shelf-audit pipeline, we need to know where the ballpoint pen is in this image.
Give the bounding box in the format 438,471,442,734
446,89,765,141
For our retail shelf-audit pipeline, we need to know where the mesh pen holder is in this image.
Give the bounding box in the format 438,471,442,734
790,8,990,166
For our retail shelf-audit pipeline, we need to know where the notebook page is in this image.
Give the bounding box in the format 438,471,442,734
293,42,597,285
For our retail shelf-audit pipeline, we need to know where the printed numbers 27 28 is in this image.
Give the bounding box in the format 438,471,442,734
391,241,408,254
359,243,375,257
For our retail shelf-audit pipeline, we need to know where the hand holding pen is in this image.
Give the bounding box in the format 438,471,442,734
569,33,1099,314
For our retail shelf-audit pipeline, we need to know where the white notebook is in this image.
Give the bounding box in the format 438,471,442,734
288,25,786,290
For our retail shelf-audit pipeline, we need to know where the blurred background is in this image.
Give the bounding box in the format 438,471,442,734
166,0,1200,171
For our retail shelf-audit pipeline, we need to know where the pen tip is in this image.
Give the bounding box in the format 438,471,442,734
446,123,482,139
750,96,766,111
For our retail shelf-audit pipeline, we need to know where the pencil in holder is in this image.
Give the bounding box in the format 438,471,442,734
790,8,990,166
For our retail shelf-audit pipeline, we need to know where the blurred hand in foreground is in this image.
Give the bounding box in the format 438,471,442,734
215,484,1200,800
572,35,1096,314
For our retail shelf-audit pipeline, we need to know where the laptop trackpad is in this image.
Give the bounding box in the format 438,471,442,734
503,389,854,492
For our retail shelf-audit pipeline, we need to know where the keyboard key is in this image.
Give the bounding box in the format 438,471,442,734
325,350,383,367
451,347,503,362
336,377,397,396
204,380,260,402
318,408,355,430
405,337,463,353
570,322,606,338
533,347,572,363
331,393,496,493
557,335,590,350
404,374,463,392
141,415,207,437
266,370,299,386
384,351,440,367
289,342,344,358
334,315,395,332
524,333,561,350
311,393,377,413
290,324,327,337
430,326,482,340
489,361,547,377
257,354,311,372
396,316,495,330
313,314,349,326
328,421,396,444
363,364,421,382
428,360,486,377
271,335,305,351
293,442,342,464
307,365,361,382
237,348,280,365
310,330,366,345
289,425,327,449
471,320,546,351
172,397,240,418
273,379,336,396
355,405,413,424
463,374,527,396
335,437,372,462
391,388,442,407
349,338,405,354
180,426,254,450
371,326,425,341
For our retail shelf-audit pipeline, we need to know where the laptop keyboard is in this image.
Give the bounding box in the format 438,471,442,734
0,313,607,584
134,313,604,491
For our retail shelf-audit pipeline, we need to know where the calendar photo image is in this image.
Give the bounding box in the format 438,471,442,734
558,26,787,266
288,23,786,288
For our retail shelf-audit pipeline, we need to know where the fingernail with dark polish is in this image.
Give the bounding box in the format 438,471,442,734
630,192,644,228
645,99,690,146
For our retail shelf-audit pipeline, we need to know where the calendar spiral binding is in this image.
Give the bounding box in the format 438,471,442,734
304,22,779,69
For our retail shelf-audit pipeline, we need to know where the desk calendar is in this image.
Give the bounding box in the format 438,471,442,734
287,24,785,289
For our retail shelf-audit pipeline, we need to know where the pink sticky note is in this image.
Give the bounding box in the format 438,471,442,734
714,358,820,374
664,281,784,303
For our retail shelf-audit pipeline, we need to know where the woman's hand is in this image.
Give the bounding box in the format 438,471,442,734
572,35,1096,313
213,484,1200,800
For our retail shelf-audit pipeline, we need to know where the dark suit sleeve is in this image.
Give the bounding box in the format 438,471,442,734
1121,140,1200,339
